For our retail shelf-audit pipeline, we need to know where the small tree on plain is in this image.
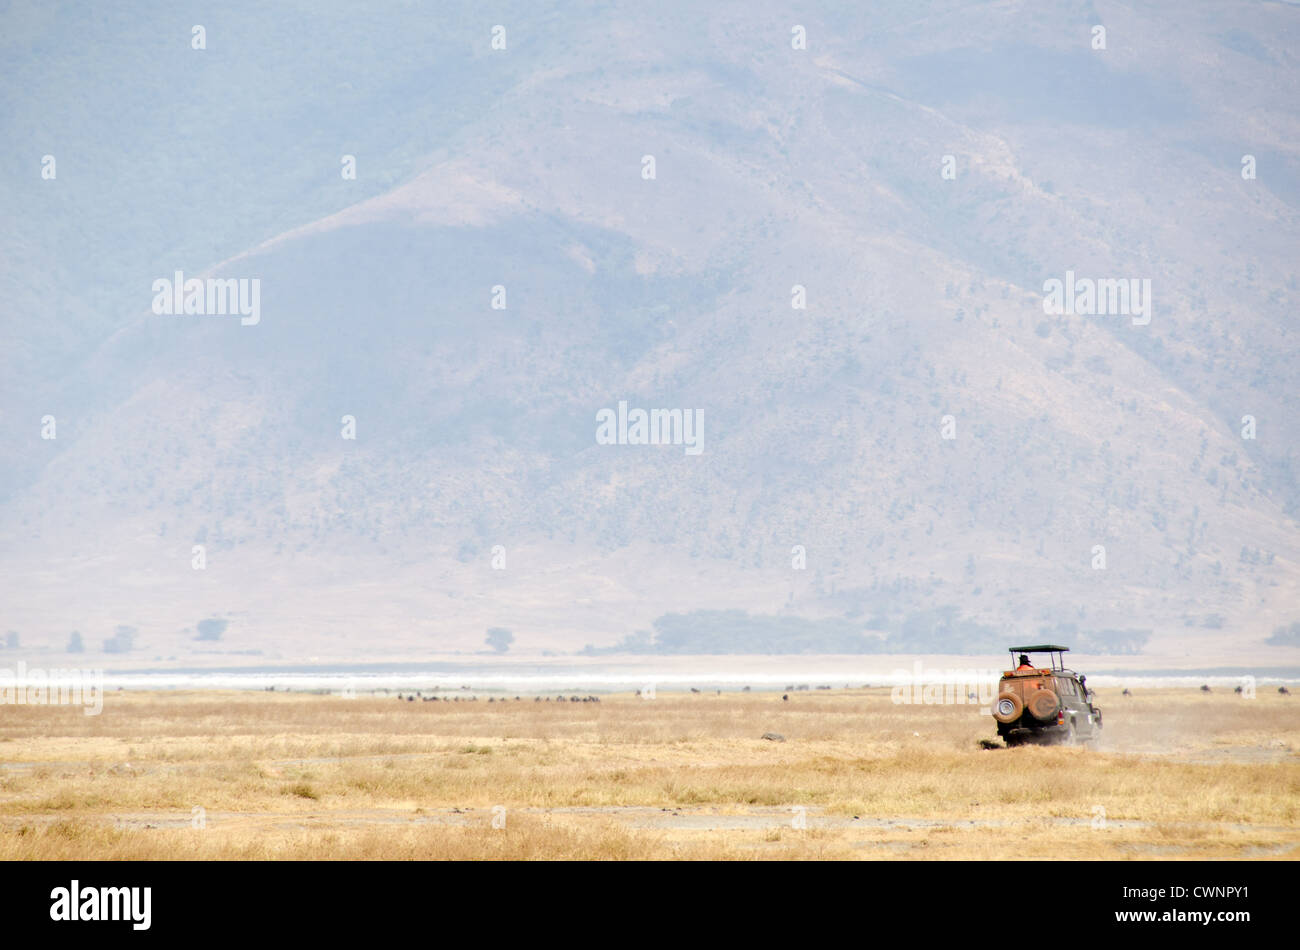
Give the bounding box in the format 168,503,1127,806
104,626,135,654
485,628,514,653
195,618,228,641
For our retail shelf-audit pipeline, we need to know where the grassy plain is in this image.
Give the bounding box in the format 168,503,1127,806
0,688,1296,859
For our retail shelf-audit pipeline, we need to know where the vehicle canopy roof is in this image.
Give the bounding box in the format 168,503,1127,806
1005,645,1073,674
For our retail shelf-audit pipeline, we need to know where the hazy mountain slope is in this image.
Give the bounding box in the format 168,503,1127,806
2,1,1298,661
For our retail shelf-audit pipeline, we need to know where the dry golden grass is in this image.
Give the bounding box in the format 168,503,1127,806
0,688,1296,859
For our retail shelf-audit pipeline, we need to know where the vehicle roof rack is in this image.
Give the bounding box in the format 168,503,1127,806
1008,644,1070,652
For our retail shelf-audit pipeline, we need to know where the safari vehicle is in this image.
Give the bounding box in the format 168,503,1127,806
992,645,1101,746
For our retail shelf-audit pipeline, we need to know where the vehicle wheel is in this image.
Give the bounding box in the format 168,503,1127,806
993,694,1023,724
1026,689,1059,722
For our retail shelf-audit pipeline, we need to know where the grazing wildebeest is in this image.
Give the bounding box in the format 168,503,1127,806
1234,685,1243,694
782,694,789,702
1122,688,1132,697
1280,687,1292,696
1200,685,1211,693
690,688,700,694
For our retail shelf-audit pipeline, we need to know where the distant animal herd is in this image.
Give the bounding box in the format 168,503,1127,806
370,683,1292,702
258,682,1293,701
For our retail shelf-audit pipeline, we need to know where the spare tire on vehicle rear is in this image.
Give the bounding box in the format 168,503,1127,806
993,693,1023,723
1027,688,1059,721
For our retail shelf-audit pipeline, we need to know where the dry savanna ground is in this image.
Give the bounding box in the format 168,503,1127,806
0,688,1296,860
